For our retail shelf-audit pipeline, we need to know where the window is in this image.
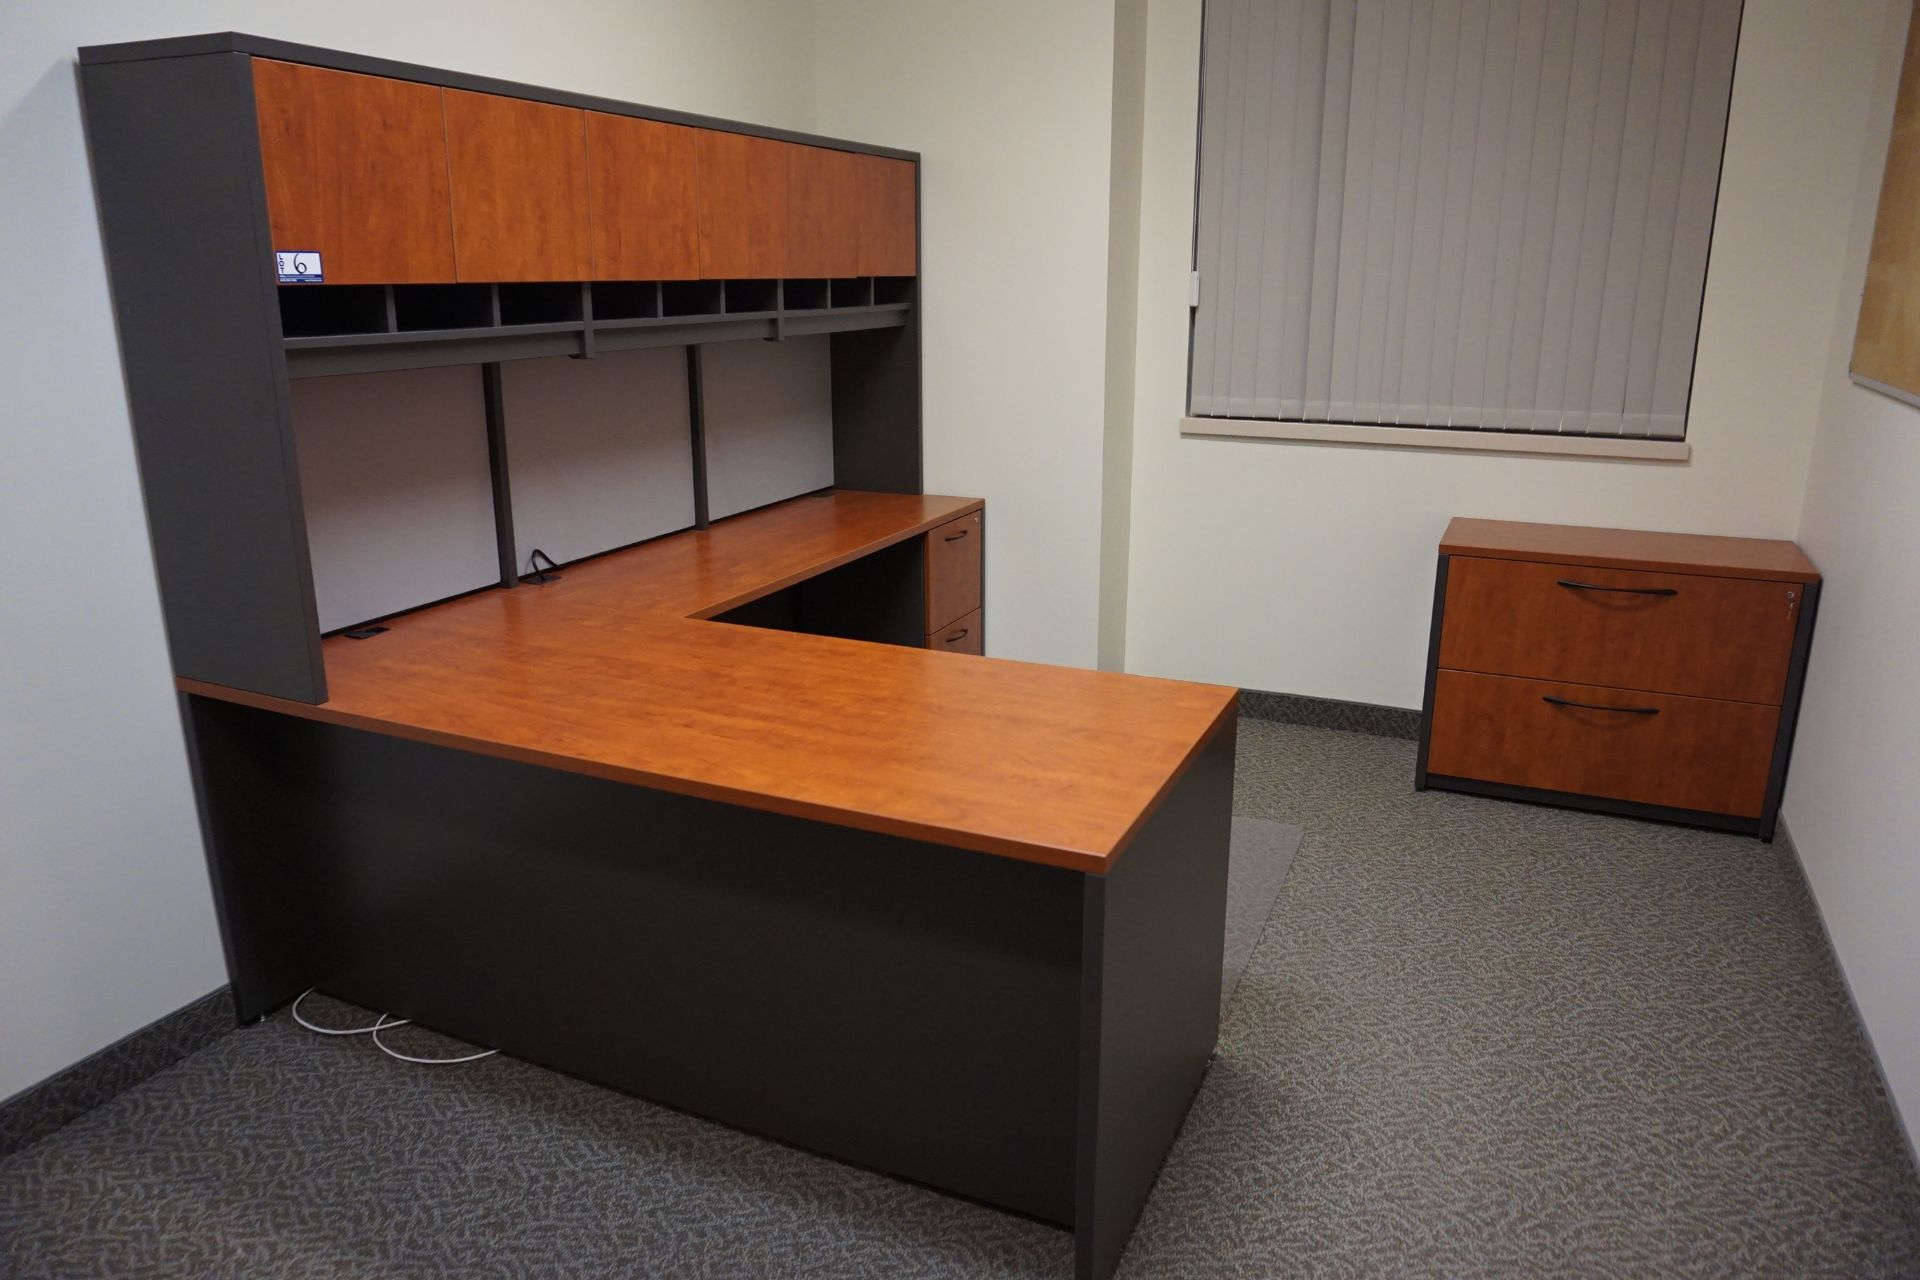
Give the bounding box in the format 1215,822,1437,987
1189,0,1742,441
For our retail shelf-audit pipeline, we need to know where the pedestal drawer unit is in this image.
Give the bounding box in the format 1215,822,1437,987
925,509,984,653
1415,518,1821,840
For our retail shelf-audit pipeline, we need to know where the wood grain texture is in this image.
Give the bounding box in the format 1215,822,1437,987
1439,556,1803,705
1854,0,1920,394
586,112,699,280
925,509,983,633
786,144,863,278
1426,670,1779,819
1441,517,1820,583
178,491,1237,871
928,608,983,655
536,490,980,619
858,153,918,276
696,130,788,278
444,88,590,282
251,59,455,284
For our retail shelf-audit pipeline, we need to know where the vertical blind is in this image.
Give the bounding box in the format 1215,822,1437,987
1190,0,1742,438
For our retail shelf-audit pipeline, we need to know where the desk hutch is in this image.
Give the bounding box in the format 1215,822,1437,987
79,34,1237,1280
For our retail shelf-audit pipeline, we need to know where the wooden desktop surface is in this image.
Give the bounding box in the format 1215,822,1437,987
1440,517,1820,583
179,491,1238,873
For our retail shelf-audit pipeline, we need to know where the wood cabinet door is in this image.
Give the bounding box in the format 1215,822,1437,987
586,113,699,280
443,89,591,282
786,144,863,278
696,131,788,279
252,59,455,284
857,154,917,276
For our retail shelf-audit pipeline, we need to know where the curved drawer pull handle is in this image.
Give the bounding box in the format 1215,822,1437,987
943,529,970,542
943,629,970,643
1555,578,1677,597
1542,695,1660,716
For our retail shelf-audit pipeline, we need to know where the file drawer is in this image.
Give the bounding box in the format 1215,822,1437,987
926,510,982,632
1426,671,1780,819
1438,556,1801,705
927,608,983,656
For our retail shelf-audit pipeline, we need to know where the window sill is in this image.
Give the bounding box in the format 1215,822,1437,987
1180,416,1691,462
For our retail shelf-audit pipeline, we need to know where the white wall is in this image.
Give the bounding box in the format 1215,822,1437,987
812,0,1120,669
1784,0,1920,1150
0,0,815,1103
1121,0,1887,707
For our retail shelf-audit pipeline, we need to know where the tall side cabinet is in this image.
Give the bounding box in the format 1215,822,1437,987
78,34,924,705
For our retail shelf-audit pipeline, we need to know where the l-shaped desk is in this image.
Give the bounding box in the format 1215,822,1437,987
81,34,1237,1278
179,490,1239,1280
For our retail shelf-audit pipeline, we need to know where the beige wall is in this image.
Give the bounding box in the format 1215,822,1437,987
0,0,816,1103
813,0,1121,669
1784,0,1920,1151
1120,0,1887,707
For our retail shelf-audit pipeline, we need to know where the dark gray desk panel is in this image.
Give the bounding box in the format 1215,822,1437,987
185,696,1084,1225
81,52,324,700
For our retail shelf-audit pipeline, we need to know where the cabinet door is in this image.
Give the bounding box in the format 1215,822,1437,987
443,89,591,282
252,59,455,284
586,113,699,280
696,131,788,279
857,154,917,276
786,145,863,278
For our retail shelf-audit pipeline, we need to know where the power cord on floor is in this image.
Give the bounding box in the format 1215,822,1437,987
289,989,496,1066
370,1014,498,1066
290,988,408,1037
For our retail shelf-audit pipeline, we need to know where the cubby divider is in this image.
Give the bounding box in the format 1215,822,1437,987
830,278,875,308
392,284,496,332
497,282,586,327
278,285,390,338
723,279,780,314
662,280,725,316
783,279,830,310
591,281,662,321
282,274,913,375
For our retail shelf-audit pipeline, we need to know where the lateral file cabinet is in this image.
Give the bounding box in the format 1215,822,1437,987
1416,518,1821,839
926,509,984,654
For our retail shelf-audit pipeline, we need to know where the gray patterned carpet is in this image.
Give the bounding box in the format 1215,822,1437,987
3,720,1918,1277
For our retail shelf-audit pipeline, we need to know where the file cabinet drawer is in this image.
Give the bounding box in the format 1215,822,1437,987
1426,670,1779,819
1438,556,1803,705
927,609,983,655
926,510,982,632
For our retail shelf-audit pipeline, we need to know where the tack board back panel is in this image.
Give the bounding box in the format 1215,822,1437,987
501,348,696,571
291,366,499,632
702,335,834,520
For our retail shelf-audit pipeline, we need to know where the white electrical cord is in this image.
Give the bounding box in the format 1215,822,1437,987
370,1013,498,1066
289,988,495,1065
290,988,409,1037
